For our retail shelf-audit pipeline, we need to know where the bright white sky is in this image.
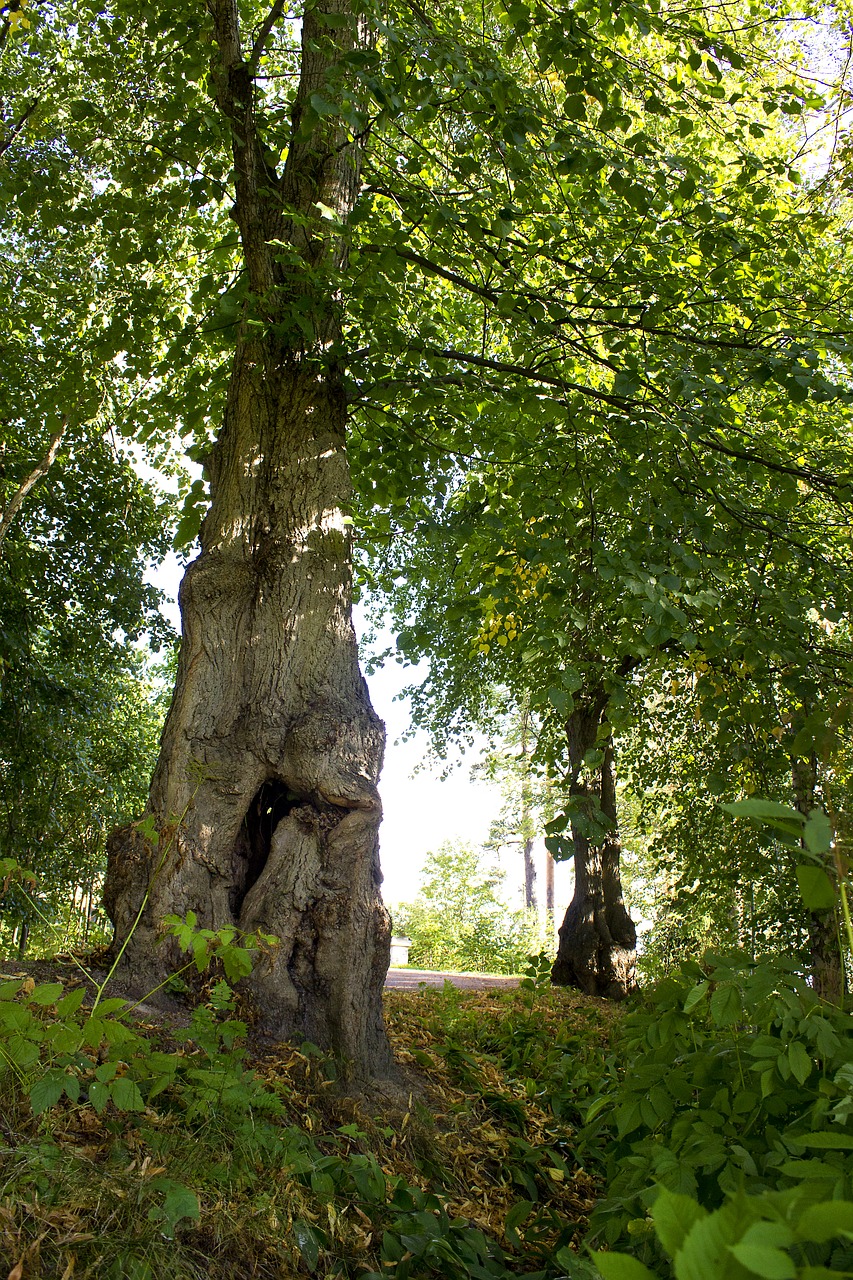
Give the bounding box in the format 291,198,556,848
149,554,573,913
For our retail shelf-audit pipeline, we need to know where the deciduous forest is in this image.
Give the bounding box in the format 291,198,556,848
2,0,853,1273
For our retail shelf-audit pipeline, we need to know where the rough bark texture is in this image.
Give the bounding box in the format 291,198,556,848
105,0,394,1080
791,753,843,1001
551,700,637,999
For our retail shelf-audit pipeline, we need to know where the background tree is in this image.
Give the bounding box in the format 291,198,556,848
475,692,559,915
392,840,548,974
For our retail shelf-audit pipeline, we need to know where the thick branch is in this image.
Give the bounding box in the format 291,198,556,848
250,0,288,68
424,347,635,409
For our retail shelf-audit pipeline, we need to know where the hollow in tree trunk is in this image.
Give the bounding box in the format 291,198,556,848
103,0,394,1081
551,699,637,999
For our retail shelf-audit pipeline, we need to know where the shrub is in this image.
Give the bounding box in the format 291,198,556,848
581,951,853,1277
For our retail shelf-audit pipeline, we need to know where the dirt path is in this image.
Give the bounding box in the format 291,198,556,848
3,956,519,1005
384,968,519,991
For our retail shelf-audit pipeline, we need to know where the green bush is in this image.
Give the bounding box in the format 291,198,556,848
580,952,853,1277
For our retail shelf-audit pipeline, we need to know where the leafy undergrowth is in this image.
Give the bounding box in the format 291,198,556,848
583,953,853,1279
0,964,619,1280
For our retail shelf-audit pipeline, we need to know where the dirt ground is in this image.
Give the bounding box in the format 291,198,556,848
384,967,520,991
2,955,520,1010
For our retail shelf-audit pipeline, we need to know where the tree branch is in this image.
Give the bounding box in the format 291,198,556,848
0,97,39,162
250,0,288,69
424,347,634,410
360,244,500,306
0,422,66,556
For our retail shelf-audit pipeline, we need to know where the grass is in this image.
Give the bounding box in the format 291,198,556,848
0,977,621,1280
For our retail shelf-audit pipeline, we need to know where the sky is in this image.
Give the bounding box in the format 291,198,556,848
149,554,574,914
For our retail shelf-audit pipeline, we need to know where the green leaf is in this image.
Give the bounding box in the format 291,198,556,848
88,1080,111,1113
722,800,803,838
787,1041,813,1085
68,100,97,120
29,982,64,1006
30,1071,66,1114
95,999,130,1017
796,866,836,911
149,1178,200,1238
728,1243,795,1279
796,1200,853,1243
709,984,743,1026
505,1199,534,1242
794,1133,853,1149
684,981,710,1012
652,1188,707,1256
56,987,87,1016
591,1253,658,1279
547,686,571,715
218,944,253,982
294,1219,321,1270
110,1078,145,1111
309,93,336,118
803,810,833,856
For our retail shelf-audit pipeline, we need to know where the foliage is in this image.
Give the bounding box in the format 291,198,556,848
0,650,171,953
393,841,553,974
357,0,853,802
581,951,853,1276
616,679,819,976
592,1184,853,1280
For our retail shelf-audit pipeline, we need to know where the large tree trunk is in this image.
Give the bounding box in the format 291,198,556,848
551,700,637,999
104,0,394,1080
791,752,843,1002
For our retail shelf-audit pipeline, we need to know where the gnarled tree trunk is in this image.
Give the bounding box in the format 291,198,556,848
104,0,394,1081
551,699,636,999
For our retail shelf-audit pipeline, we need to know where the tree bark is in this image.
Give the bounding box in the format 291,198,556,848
104,0,394,1080
551,699,637,999
791,752,843,1001
519,700,537,909
0,422,65,556
545,847,555,915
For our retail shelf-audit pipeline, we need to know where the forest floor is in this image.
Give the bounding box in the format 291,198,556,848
0,957,622,1279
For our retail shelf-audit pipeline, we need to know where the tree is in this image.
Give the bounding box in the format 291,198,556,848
616,666,823,977
393,840,546,973
94,0,397,1080
6,0,853,1073
0,393,175,955
346,0,853,999
476,693,553,913
0,647,170,957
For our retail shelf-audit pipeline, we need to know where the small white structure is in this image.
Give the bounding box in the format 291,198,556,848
389,935,412,967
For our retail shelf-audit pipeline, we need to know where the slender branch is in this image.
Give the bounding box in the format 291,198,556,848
250,0,287,69
424,347,634,409
360,243,500,306
0,97,39,162
0,422,65,556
